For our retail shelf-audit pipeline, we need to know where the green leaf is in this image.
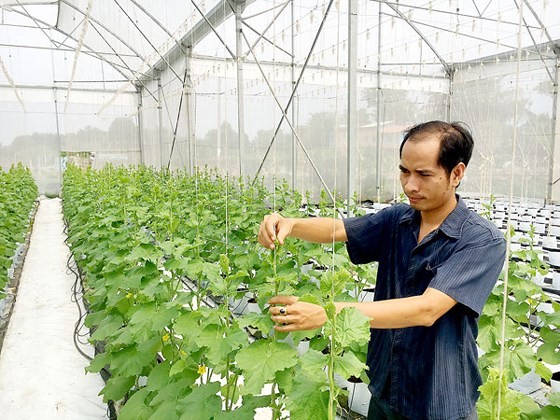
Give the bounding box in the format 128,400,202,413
118,388,152,420
541,310,560,328
536,328,560,364
334,307,371,348
298,294,322,306
177,382,222,420
111,326,136,346
152,306,180,331
535,361,552,382
334,351,367,380
126,261,159,287
110,340,158,377
477,316,523,353
214,395,271,420
538,406,560,419
127,243,162,262
197,323,248,366
173,311,203,336
549,392,560,407
149,377,194,407
319,269,350,299
128,303,157,329
86,352,110,374
285,372,330,420
477,315,499,352
477,368,523,420
237,312,275,336
146,361,172,390
90,314,123,341
169,359,188,377
100,375,136,402
505,300,530,323
148,400,178,420
310,335,329,353
219,254,230,275
479,341,535,383
236,339,298,395
324,302,336,321
103,267,127,288
516,393,542,420
299,348,329,381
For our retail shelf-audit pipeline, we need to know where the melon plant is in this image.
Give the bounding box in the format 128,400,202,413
0,164,38,301
62,165,374,419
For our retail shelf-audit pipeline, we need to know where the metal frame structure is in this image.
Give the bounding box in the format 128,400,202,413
1,0,560,203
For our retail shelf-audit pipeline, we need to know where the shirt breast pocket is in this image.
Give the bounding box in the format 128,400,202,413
426,258,447,276
407,261,439,295
424,256,450,281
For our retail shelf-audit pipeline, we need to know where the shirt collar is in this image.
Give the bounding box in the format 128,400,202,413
399,194,468,239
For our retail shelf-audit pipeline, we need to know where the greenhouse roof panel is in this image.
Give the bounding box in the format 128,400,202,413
1,1,559,88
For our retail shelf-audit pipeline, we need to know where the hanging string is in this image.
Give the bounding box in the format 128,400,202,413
270,0,278,218
497,1,524,417
331,0,343,270
167,66,190,170
221,0,229,258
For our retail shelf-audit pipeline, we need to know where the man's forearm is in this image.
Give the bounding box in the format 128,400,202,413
289,217,348,243
335,287,457,329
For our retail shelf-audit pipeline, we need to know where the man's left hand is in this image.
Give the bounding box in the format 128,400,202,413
268,295,327,332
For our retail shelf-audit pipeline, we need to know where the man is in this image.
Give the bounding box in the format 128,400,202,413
258,121,506,419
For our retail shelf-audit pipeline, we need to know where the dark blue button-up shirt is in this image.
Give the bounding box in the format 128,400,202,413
343,197,506,419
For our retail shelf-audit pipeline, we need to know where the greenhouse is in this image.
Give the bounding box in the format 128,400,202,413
1,0,560,419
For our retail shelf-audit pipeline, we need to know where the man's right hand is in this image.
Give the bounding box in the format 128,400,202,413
258,213,295,249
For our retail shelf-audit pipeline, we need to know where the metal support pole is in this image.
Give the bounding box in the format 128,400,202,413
136,86,144,165
235,2,245,176
53,87,62,191
547,53,559,203
185,47,195,174
217,76,222,170
291,0,296,191
375,4,382,203
252,0,336,182
157,72,164,168
347,0,357,216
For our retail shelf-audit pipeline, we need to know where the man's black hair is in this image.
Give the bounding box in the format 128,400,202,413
399,120,474,176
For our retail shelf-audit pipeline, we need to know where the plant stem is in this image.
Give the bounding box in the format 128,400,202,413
328,317,337,420
270,243,281,420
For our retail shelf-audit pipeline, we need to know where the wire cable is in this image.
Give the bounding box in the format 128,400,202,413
497,2,525,417
167,66,190,170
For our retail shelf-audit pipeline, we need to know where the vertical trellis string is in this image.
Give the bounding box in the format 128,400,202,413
497,1,524,417
327,2,343,419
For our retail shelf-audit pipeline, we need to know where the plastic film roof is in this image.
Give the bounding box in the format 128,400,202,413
1,1,559,90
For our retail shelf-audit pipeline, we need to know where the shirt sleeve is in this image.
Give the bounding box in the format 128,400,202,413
343,207,395,264
428,237,506,317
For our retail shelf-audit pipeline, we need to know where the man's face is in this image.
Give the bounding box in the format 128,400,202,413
399,135,460,213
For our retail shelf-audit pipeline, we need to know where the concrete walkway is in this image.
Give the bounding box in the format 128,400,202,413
0,198,106,420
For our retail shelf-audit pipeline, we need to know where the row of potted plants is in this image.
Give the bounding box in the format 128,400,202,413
0,164,38,302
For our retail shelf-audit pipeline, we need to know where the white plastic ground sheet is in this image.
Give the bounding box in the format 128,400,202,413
0,198,106,419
